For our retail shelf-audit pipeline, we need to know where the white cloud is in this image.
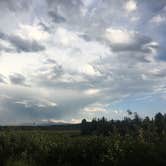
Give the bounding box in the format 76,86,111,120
0,52,41,76
150,15,166,24
81,0,95,7
16,24,49,41
15,99,57,108
84,88,100,95
0,0,166,123
124,0,137,12
0,39,13,49
80,0,100,16
104,27,158,55
55,27,79,47
84,106,107,113
81,64,100,76
105,28,133,44
42,118,81,124
130,16,139,22
82,102,108,115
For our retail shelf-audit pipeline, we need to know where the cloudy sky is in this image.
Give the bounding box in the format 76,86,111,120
0,0,166,124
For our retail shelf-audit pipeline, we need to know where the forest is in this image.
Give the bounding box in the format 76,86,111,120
0,112,166,166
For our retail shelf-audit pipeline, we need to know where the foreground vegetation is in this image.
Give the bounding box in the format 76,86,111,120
0,112,166,165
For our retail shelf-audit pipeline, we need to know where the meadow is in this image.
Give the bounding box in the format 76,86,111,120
0,112,166,166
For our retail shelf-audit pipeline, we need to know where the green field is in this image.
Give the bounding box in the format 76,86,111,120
0,113,166,166
0,129,165,166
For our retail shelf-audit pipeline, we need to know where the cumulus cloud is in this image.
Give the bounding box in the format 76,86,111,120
0,0,165,124
105,28,157,54
16,24,50,41
9,35,45,53
0,31,45,53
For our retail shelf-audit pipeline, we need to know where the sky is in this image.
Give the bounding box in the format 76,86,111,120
0,0,166,125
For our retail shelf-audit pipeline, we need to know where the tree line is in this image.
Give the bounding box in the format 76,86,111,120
81,112,166,141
